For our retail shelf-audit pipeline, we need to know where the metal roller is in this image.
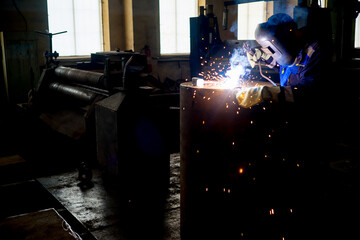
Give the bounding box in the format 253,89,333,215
55,66,105,88
48,82,98,104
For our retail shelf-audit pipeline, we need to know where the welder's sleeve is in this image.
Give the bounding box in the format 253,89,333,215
297,46,322,88
291,42,327,103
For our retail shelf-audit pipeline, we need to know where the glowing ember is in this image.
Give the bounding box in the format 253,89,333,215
270,209,275,215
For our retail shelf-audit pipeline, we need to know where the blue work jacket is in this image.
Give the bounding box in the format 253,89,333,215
279,41,321,88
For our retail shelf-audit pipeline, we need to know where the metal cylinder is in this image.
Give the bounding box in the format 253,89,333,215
180,82,301,239
48,82,98,104
55,66,105,88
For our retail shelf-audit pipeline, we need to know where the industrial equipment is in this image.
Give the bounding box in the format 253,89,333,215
35,31,67,67
30,50,179,196
190,5,222,79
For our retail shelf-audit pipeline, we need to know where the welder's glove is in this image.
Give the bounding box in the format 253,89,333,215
235,86,281,108
246,48,276,69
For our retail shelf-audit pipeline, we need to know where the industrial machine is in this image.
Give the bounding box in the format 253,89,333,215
30,50,179,195
32,51,148,140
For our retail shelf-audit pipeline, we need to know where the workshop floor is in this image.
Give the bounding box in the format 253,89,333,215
37,153,180,240
0,103,181,240
1,103,360,239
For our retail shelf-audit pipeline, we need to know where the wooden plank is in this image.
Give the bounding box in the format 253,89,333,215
0,208,79,240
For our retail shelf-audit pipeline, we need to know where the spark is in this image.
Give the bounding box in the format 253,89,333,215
197,47,250,89
270,209,275,215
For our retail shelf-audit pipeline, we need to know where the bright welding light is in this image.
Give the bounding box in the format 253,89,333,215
196,79,204,87
192,77,205,88
220,48,249,89
194,47,250,89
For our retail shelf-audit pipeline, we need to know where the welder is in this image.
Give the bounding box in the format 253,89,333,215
235,13,334,174
236,13,329,108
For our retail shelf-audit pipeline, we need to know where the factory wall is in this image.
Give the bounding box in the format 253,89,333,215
273,0,298,17
0,0,49,103
132,0,191,83
0,0,49,68
207,0,238,40
107,0,134,51
107,0,126,51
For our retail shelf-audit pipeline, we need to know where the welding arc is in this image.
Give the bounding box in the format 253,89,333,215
258,61,277,87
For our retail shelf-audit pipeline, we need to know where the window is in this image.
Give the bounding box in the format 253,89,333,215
159,0,198,55
356,8,360,48
47,0,103,56
237,1,273,40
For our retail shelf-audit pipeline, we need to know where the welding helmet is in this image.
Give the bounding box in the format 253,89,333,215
255,13,299,66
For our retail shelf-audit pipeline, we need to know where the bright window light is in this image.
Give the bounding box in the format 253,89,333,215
47,0,103,56
237,1,270,40
159,0,198,55
319,0,327,8
356,10,360,48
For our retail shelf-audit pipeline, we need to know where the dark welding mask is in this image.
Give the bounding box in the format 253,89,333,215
255,13,299,66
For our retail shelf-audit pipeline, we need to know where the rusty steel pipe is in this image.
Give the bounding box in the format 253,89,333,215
179,81,291,239
180,82,253,238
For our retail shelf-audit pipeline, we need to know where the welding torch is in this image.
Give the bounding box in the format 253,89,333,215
243,42,277,87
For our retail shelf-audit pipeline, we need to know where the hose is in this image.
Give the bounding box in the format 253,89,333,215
122,55,134,89
258,61,277,87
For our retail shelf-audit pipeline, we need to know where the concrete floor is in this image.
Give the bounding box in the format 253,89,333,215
37,153,181,240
